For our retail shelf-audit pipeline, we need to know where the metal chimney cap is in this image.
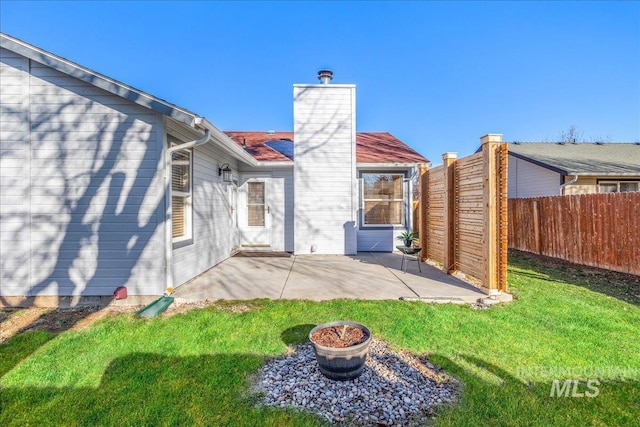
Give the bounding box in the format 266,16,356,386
317,69,333,84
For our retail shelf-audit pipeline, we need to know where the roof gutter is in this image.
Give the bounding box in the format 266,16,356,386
165,123,211,293
559,174,578,195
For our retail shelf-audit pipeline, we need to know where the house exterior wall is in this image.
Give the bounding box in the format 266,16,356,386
355,167,412,252
167,121,240,287
508,154,561,198
0,47,166,297
270,166,294,252
563,176,640,195
564,176,597,195
293,84,357,254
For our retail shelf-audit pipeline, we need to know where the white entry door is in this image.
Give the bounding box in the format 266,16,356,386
239,176,272,248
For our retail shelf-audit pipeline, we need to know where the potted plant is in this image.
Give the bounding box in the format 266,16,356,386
397,231,418,247
309,321,372,381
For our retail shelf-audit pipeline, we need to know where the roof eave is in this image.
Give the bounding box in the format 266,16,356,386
357,162,425,168
201,119,259,166
0,32,197,127
254,161,294,167
508,152,569,175
574,172,640,177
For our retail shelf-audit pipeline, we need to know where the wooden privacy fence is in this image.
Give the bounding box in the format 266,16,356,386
509,192,640,276
415,134,508,294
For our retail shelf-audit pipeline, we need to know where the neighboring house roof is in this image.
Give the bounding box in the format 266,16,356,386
507,142,640,176
225,131,429,164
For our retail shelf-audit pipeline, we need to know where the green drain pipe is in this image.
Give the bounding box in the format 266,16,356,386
135,296,175,318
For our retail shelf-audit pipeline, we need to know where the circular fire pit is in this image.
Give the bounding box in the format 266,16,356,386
309,321,371,381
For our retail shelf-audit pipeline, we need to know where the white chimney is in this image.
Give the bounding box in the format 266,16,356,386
293,71,357,255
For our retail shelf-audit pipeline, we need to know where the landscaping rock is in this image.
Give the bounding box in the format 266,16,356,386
253,338,459,426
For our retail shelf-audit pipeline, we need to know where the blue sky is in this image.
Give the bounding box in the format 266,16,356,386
1,1,638,163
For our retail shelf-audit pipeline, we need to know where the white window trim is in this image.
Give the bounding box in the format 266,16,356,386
361,172,406,228
170,142,193,244
246,180,266,228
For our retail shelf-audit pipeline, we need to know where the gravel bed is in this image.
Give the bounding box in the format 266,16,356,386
253,338,459,426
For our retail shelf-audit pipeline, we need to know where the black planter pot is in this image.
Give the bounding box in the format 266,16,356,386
404,239,413,247
309,321,371,381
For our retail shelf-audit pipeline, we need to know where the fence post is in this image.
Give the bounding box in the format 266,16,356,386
481,134,503,294
498,143,509,291
442,152,457,273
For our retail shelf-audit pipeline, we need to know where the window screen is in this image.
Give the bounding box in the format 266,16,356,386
362,174,404,225
247,181,265,226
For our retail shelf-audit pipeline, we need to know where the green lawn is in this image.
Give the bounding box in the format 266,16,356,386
1,252,639,426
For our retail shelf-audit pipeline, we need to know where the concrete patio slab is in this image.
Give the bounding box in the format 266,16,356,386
174,256,293,301
280,254,419,300
173,252,486,303
368,253,486,303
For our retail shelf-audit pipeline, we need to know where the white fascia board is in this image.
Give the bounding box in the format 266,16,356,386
293,84,356,88
580,172,640,177
255,162,294,168
0,33,198,126
357,162,420,169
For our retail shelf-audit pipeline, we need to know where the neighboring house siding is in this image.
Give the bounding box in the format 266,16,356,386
170,121,240,287
564,176,597,195
293,85,357,254
508,154,561,198
563,176,640,195
0,48,166,297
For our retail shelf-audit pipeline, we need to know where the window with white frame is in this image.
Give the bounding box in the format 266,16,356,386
171,142,192,240
247,181,265,226
598,180,639,193
362,173,404,226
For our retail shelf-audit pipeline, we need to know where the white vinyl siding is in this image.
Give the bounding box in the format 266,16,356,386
272,167,293,252
0,49,29,296
1,48,165,297
293,84,357,254
169,120,240,287
357,228,407,252
508,154,562,198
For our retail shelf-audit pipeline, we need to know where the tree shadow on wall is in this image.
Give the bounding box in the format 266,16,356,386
1,83,168,305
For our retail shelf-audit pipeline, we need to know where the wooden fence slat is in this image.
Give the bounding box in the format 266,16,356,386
508,192,640,276
416,137,507,294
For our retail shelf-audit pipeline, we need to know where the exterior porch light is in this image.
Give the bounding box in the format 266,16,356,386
219,163,232,183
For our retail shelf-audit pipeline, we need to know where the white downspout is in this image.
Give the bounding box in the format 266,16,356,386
560,174,578,195
404,169,419,231
165,125,211,293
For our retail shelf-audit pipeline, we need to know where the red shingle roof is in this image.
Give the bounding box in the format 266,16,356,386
224,131,428,163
